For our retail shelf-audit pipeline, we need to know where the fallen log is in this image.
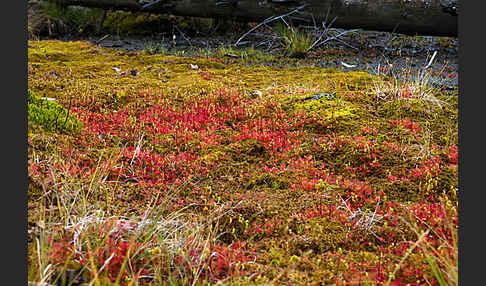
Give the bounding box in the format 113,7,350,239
49,0,141,10
49,0,458,36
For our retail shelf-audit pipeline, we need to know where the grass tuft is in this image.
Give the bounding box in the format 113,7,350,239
275,23,315,58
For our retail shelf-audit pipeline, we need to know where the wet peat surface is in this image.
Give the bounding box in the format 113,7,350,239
51,27,458,91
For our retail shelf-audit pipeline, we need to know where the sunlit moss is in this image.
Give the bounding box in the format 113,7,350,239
28,89,82,133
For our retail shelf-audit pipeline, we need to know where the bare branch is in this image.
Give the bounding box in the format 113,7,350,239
234,4,308,46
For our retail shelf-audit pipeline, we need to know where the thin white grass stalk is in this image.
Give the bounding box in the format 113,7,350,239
36,237,44,281
367,200,380,231
130,133,145,167
47,165,64,219
40,265,55,285
67,184,83,219
422,51,438,76
84,237,101,286
336,193,352,213
86,151,105,200
35,237,55,285
372,57,445,110
80,184,89,215
191,224,214,286
96,253,115,276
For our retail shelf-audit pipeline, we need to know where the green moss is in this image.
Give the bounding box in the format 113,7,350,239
437,37,456,49
28,89,82,133
294,97,359,121
27,180,43,199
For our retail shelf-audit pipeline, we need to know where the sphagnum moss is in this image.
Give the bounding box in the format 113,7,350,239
28,40,457,285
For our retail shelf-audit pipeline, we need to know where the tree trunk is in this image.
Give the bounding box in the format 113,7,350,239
49,0,458,36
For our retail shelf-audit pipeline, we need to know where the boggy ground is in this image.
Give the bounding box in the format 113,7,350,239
59,27,459,91
28,38,457,285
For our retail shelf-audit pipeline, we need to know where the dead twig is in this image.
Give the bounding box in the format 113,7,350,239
336,194,384,240
308,28,360,51
234,4,308,46
95,34,110,45
174,25,193,47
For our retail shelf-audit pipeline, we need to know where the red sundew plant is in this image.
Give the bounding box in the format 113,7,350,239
399,86,413,99
232,119,302,153
287,155,379,208
331,201,456,285
199,71,211,80
109,148,208,189
361,126,379,136
48,239,75,265
390,117,421,133
301,203,349,224
446,145,458,165
207,242,256,281
78,237,145,283
387,174,398,182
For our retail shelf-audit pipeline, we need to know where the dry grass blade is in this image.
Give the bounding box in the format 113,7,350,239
408,206,458,286
385,229,430,285
372,51,446,111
